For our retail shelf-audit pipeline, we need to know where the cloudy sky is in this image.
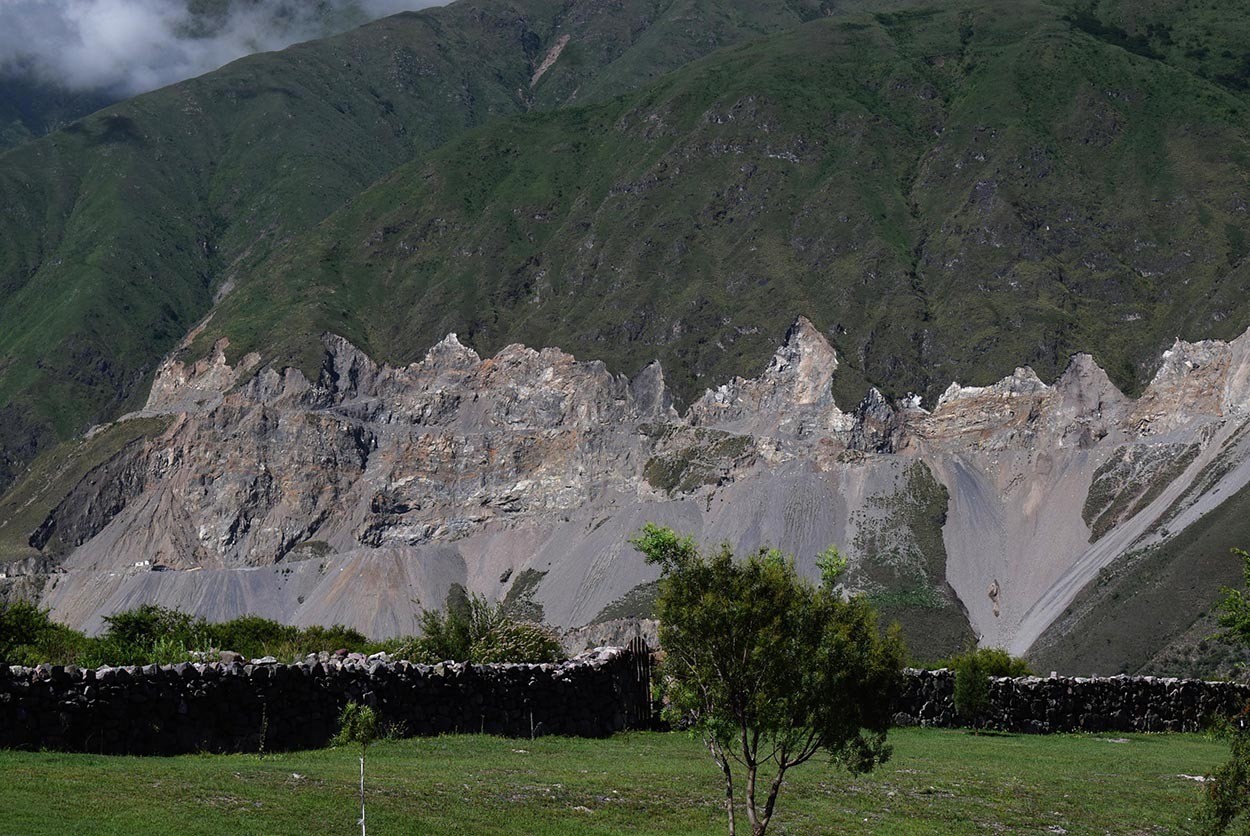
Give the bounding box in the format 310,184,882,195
0,0,445,97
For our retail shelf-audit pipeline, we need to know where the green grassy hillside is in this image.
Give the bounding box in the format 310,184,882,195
196,0,1250,407
0,0,841,492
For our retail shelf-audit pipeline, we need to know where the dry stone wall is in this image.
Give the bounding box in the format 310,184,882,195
0,647,651,755
5,657,1250,755
896,668,1250,733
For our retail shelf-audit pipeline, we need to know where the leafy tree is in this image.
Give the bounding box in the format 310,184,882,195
335,701,380,836
951,656,990,729
1203,707,1250,835
0,601,58,663
633,524,905,836
1203,548,1250,833
1215,550,1250,647
815,545,848,589
941,647,1031,730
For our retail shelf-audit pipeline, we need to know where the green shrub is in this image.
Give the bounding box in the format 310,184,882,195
4,604,379,666
939,647,1032,678
407,587,566,664
0,601,58,663
148,634,198,665
206,616,298,658
2,600,561,667
0,602,93,665
367,635,423,660
20,622,94,666
193,616,370,660
941,647,1031,729
296,624,369,654
97,605,210,664
471,621,564,664
411,585,479,662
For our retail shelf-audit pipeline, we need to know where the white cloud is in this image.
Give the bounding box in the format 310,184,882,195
0,0,446,96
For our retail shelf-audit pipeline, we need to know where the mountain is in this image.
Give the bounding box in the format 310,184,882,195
0,0,849,493
193,0,1250,412
4,0,1250,672
4,318,1249,671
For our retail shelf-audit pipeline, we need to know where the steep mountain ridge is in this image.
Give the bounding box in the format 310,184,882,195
5,317,1248,669
195,0,1250,416
0,0,847,492
4,0,1250,673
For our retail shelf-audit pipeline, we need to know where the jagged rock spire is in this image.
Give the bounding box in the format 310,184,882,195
688,316,850,436
421,332,481,368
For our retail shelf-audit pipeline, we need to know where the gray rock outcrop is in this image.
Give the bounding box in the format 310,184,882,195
7,317,1250,667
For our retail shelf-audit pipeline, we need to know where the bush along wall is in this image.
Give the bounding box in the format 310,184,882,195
0,647,654,755
896,668,1250,733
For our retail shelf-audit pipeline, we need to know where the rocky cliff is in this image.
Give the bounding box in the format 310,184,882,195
4,317,1250,669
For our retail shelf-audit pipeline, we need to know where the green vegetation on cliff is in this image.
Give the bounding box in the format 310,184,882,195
854,462,975,662
195,0,1250,415
0,0,840,491
1031,477,1250,677
4,0,1250,516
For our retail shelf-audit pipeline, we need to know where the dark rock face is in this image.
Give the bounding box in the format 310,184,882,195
28,437,152,556
894,669,1250,734
848,387,902,453
0,647,652,755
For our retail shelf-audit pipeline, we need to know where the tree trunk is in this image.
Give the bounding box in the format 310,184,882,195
752,766,787,836
745,763,761,835
359,754,367,836
709,739,736,836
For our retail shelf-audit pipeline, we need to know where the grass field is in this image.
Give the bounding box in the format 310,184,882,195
0,728,1223,834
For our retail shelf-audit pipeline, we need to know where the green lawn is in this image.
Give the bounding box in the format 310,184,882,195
0,729,1223,834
